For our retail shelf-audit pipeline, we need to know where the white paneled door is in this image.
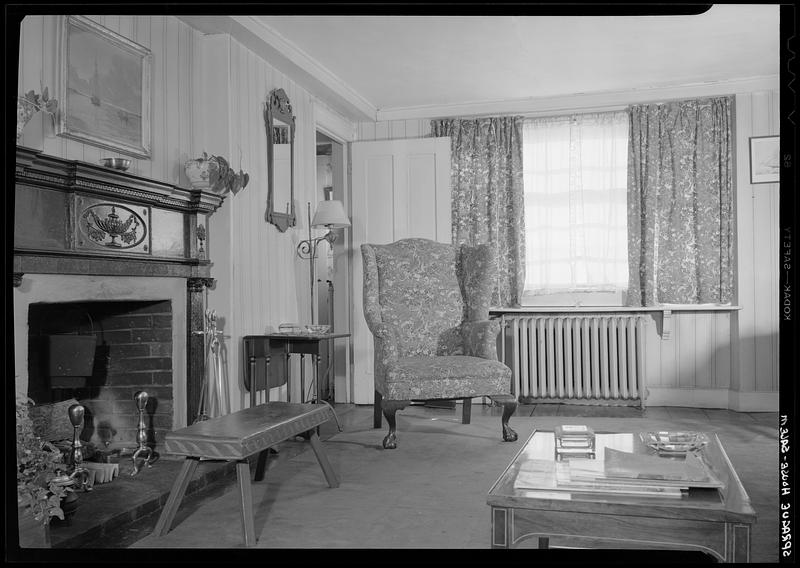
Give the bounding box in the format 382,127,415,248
350,137,451,404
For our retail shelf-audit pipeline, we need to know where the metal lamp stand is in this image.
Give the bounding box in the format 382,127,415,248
296,202,340,325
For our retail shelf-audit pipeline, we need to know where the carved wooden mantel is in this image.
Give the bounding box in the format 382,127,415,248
14,146,226,423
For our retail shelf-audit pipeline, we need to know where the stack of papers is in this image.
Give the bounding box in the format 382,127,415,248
514,443,723,499
602,447,723,489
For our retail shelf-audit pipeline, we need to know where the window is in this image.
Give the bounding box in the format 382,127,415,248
521,111,629,305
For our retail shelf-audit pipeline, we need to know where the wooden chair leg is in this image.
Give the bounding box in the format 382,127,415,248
500,399,518,442
373,390,383,428
382,403,399,449
380,400,409,449
153,457,199,537
462,398,472,424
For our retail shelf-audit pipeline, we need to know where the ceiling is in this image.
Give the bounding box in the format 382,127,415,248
181,5,780,122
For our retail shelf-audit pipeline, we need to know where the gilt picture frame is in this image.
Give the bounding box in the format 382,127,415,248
749,135,780,184
57,16,152,159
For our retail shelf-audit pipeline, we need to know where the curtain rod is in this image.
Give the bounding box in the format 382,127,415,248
431,93,734,122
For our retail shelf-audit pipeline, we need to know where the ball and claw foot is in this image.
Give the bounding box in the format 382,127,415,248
382,432,397,449
502,424,518,442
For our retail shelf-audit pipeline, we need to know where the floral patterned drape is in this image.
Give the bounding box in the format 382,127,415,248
627,96,734,306
431,117,525,307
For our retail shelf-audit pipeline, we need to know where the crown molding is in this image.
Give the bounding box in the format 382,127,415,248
177,15,376,123
376,75,781,122
314,101,358,143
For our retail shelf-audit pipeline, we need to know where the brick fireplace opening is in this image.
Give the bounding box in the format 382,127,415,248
27,300,173,450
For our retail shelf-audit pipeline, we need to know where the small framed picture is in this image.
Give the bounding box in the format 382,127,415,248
749,135,780,184
57,16,152,159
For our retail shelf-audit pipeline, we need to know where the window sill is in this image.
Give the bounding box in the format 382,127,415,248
492,305,742,314
490,305,742,341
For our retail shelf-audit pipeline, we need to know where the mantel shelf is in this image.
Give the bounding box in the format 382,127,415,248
14,146,226,282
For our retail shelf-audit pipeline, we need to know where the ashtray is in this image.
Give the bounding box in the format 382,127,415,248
640,431,710,454
305,324,330,334
100,157,131,171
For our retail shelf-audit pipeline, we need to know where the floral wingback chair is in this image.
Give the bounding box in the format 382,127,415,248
361,238,518,449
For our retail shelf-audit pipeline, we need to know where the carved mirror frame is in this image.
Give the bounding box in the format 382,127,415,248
264,88,296,231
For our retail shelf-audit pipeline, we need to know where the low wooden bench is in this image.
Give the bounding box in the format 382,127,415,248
153,402,340,546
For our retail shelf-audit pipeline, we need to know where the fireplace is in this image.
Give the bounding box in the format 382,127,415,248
13,147,225,433
27,300,173,450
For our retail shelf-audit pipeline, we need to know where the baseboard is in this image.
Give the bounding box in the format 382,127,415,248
645,387,779,411
727,390,781,412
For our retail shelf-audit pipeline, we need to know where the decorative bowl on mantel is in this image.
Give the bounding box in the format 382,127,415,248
99,157,131,171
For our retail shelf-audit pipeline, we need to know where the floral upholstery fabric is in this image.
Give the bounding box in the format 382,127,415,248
461,320,501,359
384,356,511,401
369,238,464,357
361,237,513,400
431,117,525,308
458,243,495,321
627,96,734,305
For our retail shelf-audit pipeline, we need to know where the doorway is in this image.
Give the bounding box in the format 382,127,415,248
315,130,351,402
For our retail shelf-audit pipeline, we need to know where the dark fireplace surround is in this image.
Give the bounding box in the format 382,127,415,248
14,147,226,441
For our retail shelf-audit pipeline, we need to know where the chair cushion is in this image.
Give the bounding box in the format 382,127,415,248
382,356,512,401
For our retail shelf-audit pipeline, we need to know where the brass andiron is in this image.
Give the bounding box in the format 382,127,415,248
131,391,157,476
67,403,91,491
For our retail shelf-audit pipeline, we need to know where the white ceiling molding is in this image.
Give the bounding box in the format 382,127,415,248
177,15,376,123
314,100,358,143
376,75,781,122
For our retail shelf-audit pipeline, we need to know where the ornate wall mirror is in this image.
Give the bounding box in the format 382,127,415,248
264,88,296,231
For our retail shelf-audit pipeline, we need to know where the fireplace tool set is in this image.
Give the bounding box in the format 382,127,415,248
193,309,230,423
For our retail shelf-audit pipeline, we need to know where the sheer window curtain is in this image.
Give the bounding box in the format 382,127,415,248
522,112,629,298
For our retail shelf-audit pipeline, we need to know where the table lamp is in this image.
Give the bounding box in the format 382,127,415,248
297,193,350,324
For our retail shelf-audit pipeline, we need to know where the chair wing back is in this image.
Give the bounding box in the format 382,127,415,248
362,238,465,356
458,243,496,322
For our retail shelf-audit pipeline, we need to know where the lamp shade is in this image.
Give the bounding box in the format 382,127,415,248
311,199,350,228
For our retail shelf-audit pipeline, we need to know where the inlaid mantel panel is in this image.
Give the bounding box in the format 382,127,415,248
76,197,151,254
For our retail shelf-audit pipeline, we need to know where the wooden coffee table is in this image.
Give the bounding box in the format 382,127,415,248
487,430,756,562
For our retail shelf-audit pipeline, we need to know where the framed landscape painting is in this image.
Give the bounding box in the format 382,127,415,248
749,135,780,184
57,16,152,159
